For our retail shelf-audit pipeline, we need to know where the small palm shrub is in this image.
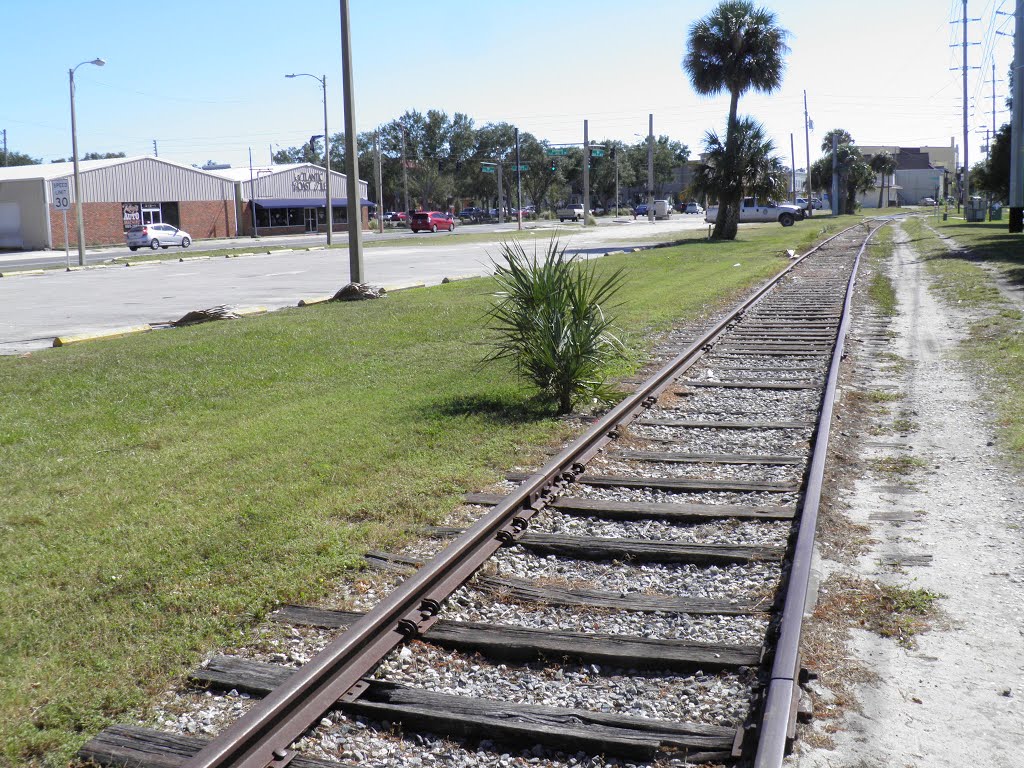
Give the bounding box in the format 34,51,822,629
484,238,626,414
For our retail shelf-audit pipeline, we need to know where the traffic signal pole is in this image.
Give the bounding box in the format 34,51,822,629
582,119,589,228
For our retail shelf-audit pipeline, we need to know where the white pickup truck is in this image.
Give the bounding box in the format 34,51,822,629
556,203,585,222
705,197,805,227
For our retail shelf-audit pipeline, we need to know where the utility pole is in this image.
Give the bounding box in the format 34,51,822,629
153,140,158,157
496,160,504,224
515,127,522,230
400,128,410,217
374,131,384,234
962,0,972,214
647,113,654,223
803,91,812,216
790,133,796,203
582,119,590,228
831,134,840,216
614,147,619,216
339,0,363,282
1010,0,1023,232
2,129,7,166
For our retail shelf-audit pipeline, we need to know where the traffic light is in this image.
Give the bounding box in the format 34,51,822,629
550,160,557,172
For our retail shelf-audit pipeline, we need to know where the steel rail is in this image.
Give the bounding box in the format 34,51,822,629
752,221,887,766
181,224,872,768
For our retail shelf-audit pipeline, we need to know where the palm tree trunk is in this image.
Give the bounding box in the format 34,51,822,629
713,90,742,240
877,174,884,208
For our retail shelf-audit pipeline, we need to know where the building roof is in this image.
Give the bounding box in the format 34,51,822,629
895,148,933,171
208,164,311,182
0,155,229,183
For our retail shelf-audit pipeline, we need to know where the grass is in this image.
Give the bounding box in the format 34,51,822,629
815,575,942,649
0,222,842,766
907,216,1024,463
868,455,928,477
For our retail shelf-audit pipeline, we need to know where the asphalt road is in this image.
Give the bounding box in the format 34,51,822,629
0,216,710,355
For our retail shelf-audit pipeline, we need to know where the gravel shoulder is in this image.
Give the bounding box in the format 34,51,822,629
791,220,1024,766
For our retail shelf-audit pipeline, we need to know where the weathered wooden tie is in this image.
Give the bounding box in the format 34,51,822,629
190,657,737,761
273,606,761,669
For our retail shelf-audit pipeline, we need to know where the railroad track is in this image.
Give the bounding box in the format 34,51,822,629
80,221,884,768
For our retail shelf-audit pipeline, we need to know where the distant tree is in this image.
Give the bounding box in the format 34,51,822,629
812,130,871,213
683,0,789,239
2,149,40,166
971,123,1011,202
81,151,126,160
869,151,897,208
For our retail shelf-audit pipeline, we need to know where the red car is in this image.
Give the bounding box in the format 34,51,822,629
410,211,455,233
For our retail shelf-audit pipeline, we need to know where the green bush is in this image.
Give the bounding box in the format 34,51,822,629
484,238,626,414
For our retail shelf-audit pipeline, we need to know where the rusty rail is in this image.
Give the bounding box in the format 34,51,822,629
752,221,886,766
181,224,871,768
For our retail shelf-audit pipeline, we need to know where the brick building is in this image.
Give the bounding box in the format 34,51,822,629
0,156,372,251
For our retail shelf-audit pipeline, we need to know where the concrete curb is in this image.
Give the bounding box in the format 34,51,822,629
297,296,333,307
0,268,46,278
441,274,483,284
382,282,425,293
53,324,153,347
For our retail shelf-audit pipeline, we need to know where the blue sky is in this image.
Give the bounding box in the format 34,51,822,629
0,0,1015,172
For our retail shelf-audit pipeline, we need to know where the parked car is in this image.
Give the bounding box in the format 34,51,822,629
810,197,824,209
633,203,649,217
410,211,455,233
458,207,484,221
125,223,191,251
919,197,936,206
683,202,704,214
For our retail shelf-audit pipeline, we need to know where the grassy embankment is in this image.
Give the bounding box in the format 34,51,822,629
904,215,1024,460
0,220,851,766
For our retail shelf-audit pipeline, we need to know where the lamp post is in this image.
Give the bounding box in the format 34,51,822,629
69,57,104,266
286,73,332,246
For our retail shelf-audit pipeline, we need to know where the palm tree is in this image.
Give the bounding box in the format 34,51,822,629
869,151,897,208
690,117,788,205
683,1,789,239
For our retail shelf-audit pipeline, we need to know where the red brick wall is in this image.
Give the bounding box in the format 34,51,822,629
180,200,236,239
48,202,123,248
49,200,236,247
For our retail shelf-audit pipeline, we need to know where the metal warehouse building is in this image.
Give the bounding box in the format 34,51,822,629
0,156,371,251
212,164,372,238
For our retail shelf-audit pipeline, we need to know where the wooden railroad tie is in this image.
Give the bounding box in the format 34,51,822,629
273,606,762,670
463,494,796,522
188,656,738,762
505,471,800,494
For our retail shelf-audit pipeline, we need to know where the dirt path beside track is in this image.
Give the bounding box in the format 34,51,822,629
790,220,1024,767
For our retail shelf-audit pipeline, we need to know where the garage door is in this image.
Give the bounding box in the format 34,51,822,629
0,202,23,249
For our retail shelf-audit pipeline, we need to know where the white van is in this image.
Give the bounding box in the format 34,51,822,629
654,200,672,219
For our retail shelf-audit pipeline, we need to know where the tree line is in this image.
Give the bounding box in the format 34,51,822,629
271,110,689,214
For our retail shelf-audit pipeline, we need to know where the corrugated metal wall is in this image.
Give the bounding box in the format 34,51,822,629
241,166,367,201
57,158,235,202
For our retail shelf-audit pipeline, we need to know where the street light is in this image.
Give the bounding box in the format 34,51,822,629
69,57,104,266
286,73,333,246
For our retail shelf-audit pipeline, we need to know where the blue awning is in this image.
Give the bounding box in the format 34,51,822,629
254,198,376,209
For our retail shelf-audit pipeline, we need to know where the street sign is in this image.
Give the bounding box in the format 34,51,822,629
589,149,605,157
481,166,495,174
52,179,71,211
545,148,569,157
515,164,529,171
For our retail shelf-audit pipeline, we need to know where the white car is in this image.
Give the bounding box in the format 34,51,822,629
125,223,192,251
683,202,704,214
919,197,937,206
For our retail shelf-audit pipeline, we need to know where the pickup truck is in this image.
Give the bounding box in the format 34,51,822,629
705,197,805,227
556,203,585,222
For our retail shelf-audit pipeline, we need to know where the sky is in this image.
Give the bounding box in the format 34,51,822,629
0,0,1016,174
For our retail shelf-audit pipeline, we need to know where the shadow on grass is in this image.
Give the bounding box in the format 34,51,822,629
427,392,555,425
925,223,1024,288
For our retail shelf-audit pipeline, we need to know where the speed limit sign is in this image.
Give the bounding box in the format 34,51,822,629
52,179,71,210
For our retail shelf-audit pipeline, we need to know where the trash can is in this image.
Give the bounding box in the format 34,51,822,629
965,201,986,222
989,204,1003,221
